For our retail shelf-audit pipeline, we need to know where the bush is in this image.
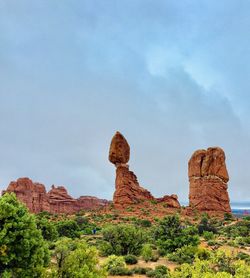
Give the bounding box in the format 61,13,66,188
56,220,80,238
196,248,211,260
198,216,217,234
52,238,106,278
203,231,214,241
154,215,199,254
36,217,59,242
168,245,198,264
141,244,154,262
0,193,50,277
109,267,133,276
101,224,147,255
132,267,152,275
103,255,126,272
146,265,170,278
124,254,138,265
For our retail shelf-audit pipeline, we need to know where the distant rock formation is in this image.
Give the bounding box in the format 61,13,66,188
3,177,109,214
109,131,180,209
188,147,231,213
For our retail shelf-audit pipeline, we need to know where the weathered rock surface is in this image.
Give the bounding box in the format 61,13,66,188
3,178,109,214
109,131,180,209
109,131,130,165
188,147,231,213
113,165,154,207
156,194,181,209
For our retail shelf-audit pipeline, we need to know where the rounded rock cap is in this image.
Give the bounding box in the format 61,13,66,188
109,131,130,165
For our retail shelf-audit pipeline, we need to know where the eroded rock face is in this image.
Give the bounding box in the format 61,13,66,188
77,196,110,210
109,131,180,209
3,178,50,213
3,178,109,214
188,147,231,213
156,194,181,209
113,165,154,207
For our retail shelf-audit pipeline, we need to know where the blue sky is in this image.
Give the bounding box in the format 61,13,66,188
0,1,250,202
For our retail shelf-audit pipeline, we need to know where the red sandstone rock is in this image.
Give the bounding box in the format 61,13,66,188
113,165,154,208
188,147,231,213
3,177,50,213
157,194,181,209
109,132,180,209
77,196,110,210
109,131,130,165
3,178,109,214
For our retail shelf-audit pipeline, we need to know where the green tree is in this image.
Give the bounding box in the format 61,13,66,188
154,215,199,254
36,217,59,242
52,238,106,278
0,193,50,277
100,224,147,255
56,219,80,238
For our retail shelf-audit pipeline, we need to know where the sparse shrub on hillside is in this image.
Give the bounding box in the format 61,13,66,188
203,231,215,241
0,193,50,277
198,215,217,234
136,219,152,227
224,212,234,221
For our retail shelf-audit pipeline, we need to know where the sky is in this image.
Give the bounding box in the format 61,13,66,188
0,0,250,203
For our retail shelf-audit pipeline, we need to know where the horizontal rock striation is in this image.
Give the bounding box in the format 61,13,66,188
188,147,231,213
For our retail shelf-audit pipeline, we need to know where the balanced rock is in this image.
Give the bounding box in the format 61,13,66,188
109,131,180,209
188,147,231,213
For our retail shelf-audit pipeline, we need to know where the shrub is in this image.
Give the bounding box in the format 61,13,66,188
197,216,217,234
52,238,106,278
196,248,211,260
168,245,198,264
154,215,199,254
124,254,138,265
141,244,154,262
146,265,170,278
103,255,126,272
36,217,59,242
132,267,152,275
101,224,147,255
137,219,152,227
56,220,80,238
203,231,214,241
0,193,50,277
224,212,233,221
109,267,133,276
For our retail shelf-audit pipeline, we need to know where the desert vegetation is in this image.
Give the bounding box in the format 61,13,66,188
1,193,250,277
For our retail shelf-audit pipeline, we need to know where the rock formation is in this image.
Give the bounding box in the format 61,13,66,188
188,147,231,213
109,131,180,209
3,177,109,214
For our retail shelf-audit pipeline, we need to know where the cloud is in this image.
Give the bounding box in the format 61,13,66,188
0,0,249,202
